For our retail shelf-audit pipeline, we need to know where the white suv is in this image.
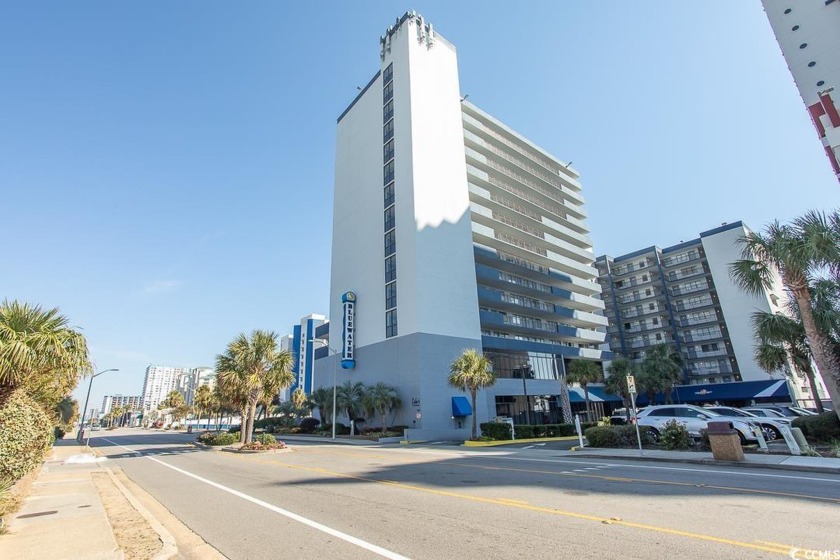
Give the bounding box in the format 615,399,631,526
635,405,759,444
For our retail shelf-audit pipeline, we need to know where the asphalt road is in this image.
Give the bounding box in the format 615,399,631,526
91,428,840,560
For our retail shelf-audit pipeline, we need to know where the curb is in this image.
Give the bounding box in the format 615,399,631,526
568,453,840,475
104,467,178,560
464,436,580,448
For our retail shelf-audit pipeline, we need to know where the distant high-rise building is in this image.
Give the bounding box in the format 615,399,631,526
761,0,840,183
177,367,215,405
141,365,190,413
101,395,143,416
596,221,828,407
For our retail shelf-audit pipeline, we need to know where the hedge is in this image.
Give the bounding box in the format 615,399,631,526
479,422,589,441
0,389,53,482
792,412,840,443
584,425,653,448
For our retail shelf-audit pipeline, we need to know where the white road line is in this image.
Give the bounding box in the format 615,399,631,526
522,445,535,450
101,438,410,560
489,455,840,484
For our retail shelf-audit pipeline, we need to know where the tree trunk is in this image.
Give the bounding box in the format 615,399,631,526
245,401,258,444
239,407,248,443
793,287,840,420
381,410,387,433
803,365,825,413
583,385,591,421
470,389,477,439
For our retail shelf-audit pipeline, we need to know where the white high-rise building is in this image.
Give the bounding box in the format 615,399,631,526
177,367,215,405
326,12,607,438
101,395,143,416
761,0,840,183
141,365,190,413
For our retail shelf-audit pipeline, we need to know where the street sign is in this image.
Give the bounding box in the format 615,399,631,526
626,375,637,395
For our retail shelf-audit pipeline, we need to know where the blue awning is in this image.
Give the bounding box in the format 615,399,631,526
452,396,472,417
567,385,621,403
635,379,791,405
567,391,584,403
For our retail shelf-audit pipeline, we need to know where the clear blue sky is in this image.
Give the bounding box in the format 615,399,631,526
1,2,836,411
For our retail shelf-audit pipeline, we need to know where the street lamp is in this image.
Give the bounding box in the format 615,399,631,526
76,368,119,443
311,338,340,440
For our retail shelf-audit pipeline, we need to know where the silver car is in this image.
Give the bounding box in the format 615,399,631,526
706,406,789,441
635,404,759,444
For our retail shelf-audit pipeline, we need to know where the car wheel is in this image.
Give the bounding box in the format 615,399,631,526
762,425,779,441
737,430,747,445
648,428,660,443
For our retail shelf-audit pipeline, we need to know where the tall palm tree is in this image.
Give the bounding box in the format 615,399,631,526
448,348,495,439
641,344,682,404
215,330,295,444
752,311,824,412
731,210,840,419
362,382,402,433
604,357,636,415
194,384,214,429
307,387,333,425
0,300,92,408
336,381,366,429
566,359,601,420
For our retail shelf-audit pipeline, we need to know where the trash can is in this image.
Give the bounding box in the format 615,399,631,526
706,421,744,462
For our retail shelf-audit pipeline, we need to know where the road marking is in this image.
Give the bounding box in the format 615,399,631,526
522,445,535,450
260,459,797,556
446,462,840,503
100,438,410,560
489,455,840,484
496,498,529,505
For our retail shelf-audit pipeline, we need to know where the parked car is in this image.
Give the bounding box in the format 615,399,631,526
609,407,643,425
635,405,759,444
705,406,789,441
749,405,815,418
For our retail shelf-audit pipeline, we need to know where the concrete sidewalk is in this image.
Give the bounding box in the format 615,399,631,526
560,447,840,474
0,439,188,560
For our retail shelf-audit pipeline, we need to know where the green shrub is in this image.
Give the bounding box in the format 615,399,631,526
479,422,514,440
53,426,65,440
513,425,535,439
659,419,691,450
584,425,653,448
298,418,320,434
0,390,53,482
198,431,239,446
254,433,277,445
792,412,840,443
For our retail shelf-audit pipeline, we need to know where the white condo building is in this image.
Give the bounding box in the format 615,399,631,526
141,365,190,413
761,0,840,182
326,12,607,438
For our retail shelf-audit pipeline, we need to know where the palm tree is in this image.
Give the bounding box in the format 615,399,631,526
752,311,824,412
362,382,402,433
448,349,495,439
641,344,682,404
0,300,92,409
336,381,366,429
604,358,635,416
194,384,214,429
307,387,333,425
730,210,840,420
215,330,295,444
566,359,601,420
55,396,78,428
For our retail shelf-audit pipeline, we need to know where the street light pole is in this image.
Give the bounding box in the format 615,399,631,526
76,368,119,443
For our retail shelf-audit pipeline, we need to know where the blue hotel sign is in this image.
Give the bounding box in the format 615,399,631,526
341,291,356,369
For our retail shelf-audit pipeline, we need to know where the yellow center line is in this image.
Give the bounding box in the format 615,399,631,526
251,458,796,556
496,498,530,505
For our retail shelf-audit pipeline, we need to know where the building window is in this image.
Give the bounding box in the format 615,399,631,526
383,81,394,103
384,160,395,184
383,139,394,162
384,182,395,207
792,25,799,30
817,80,825,86
385,255,396,282
386,309,398,338
799,43,808,49
649,303,655,310
808,61,816,67
655,333,662,341
384,230,396,256
784,8,792,13
383,119,394,142
383,63,393,85
384,205,395,231
385,281,397,309
383,100,394,122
